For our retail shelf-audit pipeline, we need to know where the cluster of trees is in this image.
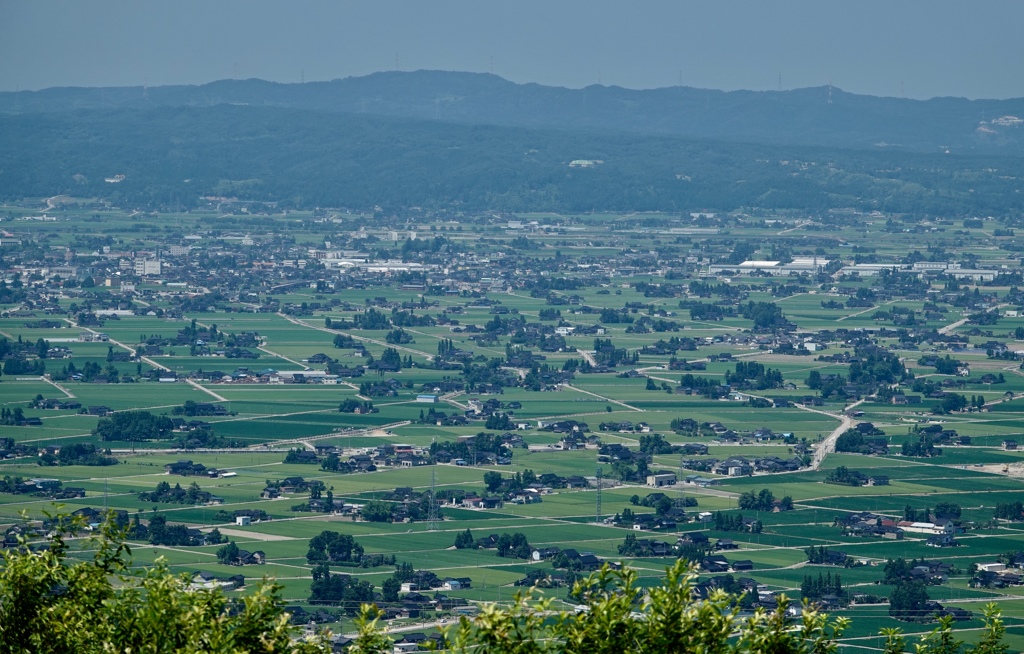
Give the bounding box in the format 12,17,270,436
483,469,536,493
0,476,24,493
171,400,223,417
485,413,513,430
628,494,698,511
637,433,678,455
51,361,120,382
308,562,375,613
825,466,865,486
332,333,358,349
592,338,636,367
0,407,27,426
889,581,932,621
214,540,241,564
38,442,117,467
800,572,845,600
430,433,511,465
338,399,376,413
688,302,731,321
453,528,477,549
834,430,880,454
669,417,701,435
360,500,395,523
849,346,909,388
725,362,784,390
883,557,944,585
805,370,847,399
174,427,235,450
712,512,761,533
738,488,792,512
384,328,414,344
804,546,851,566
676,373,732,399
0,338,49,373
453,528,530,557
284,448,318,464
618,533,668,557
306,531,365,565
495,532,533,559
435,338,457,358
918,355,962,375
353,308,392,330
994,501,1024,520
740,301,790,331
93,411,175,441
454,528,532,560
931,393,969,415
139,514,214,547
379,563,426,603
138,481,210,505
902,435,942,458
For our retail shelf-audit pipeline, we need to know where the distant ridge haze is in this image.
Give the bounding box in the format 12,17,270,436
3,70,1024,153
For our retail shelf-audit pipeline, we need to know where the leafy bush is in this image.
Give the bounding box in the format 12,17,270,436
0,515,329,653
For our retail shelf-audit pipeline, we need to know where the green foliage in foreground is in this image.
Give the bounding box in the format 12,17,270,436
0,513,1012,654
0,514,329,654
349,562,1011,654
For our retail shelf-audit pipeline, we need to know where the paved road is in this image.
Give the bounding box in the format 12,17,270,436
800,399,865,470
938,303,1007,335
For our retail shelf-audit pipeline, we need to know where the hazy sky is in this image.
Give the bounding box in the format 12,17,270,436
2,1,1022,99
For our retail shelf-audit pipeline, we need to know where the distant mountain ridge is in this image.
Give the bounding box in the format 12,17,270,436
3,70,1024,153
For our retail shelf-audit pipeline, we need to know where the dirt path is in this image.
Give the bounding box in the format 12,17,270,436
938,303,1007,335
257,345,306,368
836,299,895,322
776,221,811,235
278,313,435,361
65,319,227,402
563,383,642,412
40,376,76,398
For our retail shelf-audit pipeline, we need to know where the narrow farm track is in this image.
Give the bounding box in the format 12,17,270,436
277,313,436,361
562,382,642,412
63,319,228,402
39,375,76,398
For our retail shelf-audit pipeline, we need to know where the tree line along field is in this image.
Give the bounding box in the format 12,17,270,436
4,206,1024,649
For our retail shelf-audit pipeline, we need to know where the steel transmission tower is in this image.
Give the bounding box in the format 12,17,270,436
595,467,603,523
427,468,439,531
678,453,686,504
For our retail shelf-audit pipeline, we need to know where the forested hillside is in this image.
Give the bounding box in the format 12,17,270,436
2,105,1023,214
3,71,1024,153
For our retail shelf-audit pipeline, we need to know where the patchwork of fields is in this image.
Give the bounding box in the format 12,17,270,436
3,207,1024,650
